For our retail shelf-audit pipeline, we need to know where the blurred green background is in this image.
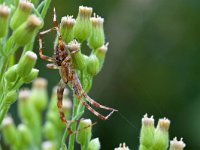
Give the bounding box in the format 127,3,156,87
20,0,200,149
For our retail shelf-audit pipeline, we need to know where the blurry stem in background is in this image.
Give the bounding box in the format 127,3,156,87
41,0,51,19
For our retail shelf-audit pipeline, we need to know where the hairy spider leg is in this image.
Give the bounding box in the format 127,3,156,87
82,93,118,111
57,79,95,135
38,27,57,62
71,72,116,120
46,64,59,69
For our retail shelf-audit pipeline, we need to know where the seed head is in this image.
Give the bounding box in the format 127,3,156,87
170,137,186,150
79,6,93,18
157,117,170,131
0,4,10,18
61,15,76,28
26,15,42,30
33,78,47,89
18,89,31,101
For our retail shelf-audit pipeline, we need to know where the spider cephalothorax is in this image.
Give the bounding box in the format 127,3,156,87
38,8,117,133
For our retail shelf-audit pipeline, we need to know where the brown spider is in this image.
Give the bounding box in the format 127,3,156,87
38,9,117,129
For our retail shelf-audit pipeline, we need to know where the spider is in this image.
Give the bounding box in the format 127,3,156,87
38,8,117,130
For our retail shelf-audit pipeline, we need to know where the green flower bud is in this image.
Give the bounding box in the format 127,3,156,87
94,43,108,70
18,89,39,124
29,78,48,112
42,141,56,150
17,124,32,145
87,54,99,76
3,90,18,107
0,5,11,37
10,0,33,30
68,40,87,70
76,119,92,146
43,121,57,140
4,65,18,82
88,138,101,150
60,16,75,43
88,15,105,49
16,51,37,77
1,116,18,145
170,137,186,150
73,6,93,42
139,114,155,149
22,68,39,83
46,111,62,129
151,118,170,150
114,143,130,150
12,15,42,46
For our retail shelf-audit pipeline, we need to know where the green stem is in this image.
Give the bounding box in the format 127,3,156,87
41,0,51,19
0,106,9,124
68,96,79,150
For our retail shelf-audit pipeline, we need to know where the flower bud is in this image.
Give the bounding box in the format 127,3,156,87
29,78,48,112
73,6,93,42
43,121,57,140
3,90,18,107
46,111,62,129
18,89,40,124
94,43,108,70
139,114,155,149
87,54,100,76
4,65,18,82
88,15,105,49
170,137,186,150
17,124,32,145
12,15,42,46
10,0,33,30
2,116,18,145
114,143,130,150
151,117,170,150
68,40,87,70
0,5,11,37
76,119,92,146
22,68,39,83
60,16,75,43
87,138,101,150
16,51,37,77
42,141,56,150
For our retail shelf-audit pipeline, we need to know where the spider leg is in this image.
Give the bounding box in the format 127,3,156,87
38,27,57,62
71,73,116,120
53,8,63,42
57,79,72,123
82,92,118,111
46,63,59,69
71,71,117,111
57,79,82,123
67,121,97,135
76,95,116,121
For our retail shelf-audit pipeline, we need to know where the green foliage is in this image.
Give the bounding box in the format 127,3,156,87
1,78,71,150
0,0,51,125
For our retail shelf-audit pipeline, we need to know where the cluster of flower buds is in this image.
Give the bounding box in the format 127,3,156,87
0,0,51,127
0,51,38,124
0,0,43,57
1,78,72,150
58,6,109,92
139,114,186,150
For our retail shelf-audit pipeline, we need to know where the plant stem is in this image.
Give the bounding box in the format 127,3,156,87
41,0,51,19
0,106,9,124
68,96,79,150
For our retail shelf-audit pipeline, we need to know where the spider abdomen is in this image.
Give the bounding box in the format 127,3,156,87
55,43,69,66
